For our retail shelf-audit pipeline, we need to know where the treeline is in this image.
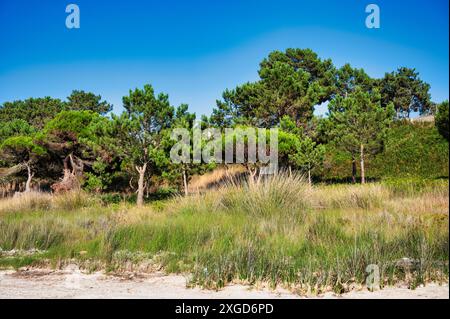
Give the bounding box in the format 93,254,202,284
0,48,448,204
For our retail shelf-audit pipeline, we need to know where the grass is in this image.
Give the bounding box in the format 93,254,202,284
0,190,99,214
188,165,246,193
0,174,448,295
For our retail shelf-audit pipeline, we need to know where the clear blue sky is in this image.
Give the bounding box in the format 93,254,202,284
0,0,448,117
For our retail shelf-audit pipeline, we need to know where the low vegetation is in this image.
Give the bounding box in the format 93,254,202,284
0,174,447,295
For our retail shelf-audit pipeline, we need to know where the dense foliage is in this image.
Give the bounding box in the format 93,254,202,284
0,48,447,203
322,121,449,181
435,100,449,141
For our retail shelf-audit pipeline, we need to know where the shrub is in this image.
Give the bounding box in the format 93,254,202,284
372,121,449,178
435,100,449,141
322,121,449,180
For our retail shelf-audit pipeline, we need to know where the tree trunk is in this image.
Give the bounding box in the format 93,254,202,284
182,167,188,196
308,164,312,187
51,154,83,193
136,163,147,206
351,156,357,184
25,163,34,193
360,144,365,184
248,166,257,185
288,165,292,177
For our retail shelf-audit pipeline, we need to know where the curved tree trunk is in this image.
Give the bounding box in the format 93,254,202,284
51,154,83,193
247,165,258,185
24,163,34,193
136,163,147,206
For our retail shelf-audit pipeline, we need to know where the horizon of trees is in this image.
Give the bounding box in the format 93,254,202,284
0,48,448,205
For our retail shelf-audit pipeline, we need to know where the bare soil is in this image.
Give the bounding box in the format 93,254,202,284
0,267,448,299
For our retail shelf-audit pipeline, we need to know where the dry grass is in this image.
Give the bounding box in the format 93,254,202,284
386,193,449,216
0,192,52,214
309,183,390,210
0,191,99,214
188,165,246,193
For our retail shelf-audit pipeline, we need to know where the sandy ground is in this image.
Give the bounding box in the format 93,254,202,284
0,268,448,299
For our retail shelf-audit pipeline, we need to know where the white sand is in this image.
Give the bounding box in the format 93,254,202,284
0,268,448,299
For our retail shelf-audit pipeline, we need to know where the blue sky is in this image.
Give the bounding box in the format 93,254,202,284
0,0,448,117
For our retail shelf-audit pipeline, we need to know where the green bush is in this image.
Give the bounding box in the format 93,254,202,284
372,121,448,178
322,121,449,180
435,100,449,141
100,193,124,205
147,187,179,201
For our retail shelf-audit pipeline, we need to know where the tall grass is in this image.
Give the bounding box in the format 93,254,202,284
221,173,311,219
310,183,389,209
188,165,246,193
0,174,448,294
0,192,53,213
0,191,100,214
